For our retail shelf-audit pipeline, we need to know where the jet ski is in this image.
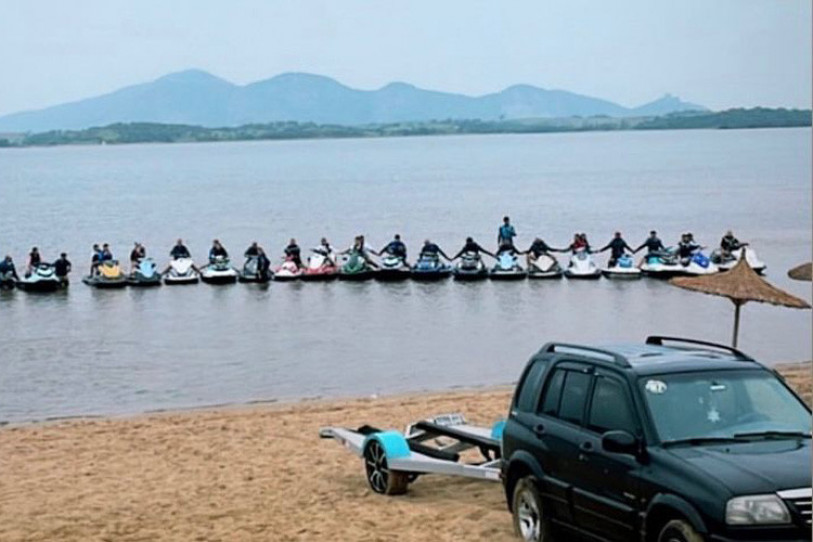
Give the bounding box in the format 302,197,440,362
564,249,601,279
680,251,719,276
200,256,238,285
339,251,376,281
301,249,339,282
83,260,128,288
17,263,63,292
601,253,642,280
452,252,488,281
376,254,411,281
410,253,451,281
639,249,684,278
527,253,563,279
239,256,271,283
127,258,162,287
164,258,199,285
273,257,303,282
490,252,527,281
711,247,766,274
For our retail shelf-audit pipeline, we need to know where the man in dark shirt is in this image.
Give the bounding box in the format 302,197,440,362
634,230,666,255
598,232,634,267
170,239,191,259
419,239,451,260
0,255,20,282
379,234,408,260
208,239,228,262
284,239,302,268
453,237,495,260
53,253,72,284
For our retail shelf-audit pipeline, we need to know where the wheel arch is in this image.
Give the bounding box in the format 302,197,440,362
503,451,547,511
644,494,708,541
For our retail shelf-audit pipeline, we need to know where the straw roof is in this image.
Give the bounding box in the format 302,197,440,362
788,262,812,282
670,255,811,309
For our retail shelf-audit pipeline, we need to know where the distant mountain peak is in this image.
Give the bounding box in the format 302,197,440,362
155,69,231,85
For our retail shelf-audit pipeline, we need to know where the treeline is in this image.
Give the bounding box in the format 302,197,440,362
4,108,810,147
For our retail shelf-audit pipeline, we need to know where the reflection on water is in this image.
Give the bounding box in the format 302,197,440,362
0,129,810,422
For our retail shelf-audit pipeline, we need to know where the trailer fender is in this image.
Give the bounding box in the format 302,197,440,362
362,430,411,459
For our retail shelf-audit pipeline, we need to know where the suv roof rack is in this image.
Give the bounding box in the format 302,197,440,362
541,342,631,368
645,336,754,361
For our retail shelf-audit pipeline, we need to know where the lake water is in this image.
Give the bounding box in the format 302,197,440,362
0,129,810,423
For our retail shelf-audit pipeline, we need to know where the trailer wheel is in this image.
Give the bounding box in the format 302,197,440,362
512,476,553,541
364,439,409,495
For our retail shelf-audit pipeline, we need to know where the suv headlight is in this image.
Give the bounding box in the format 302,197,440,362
726,495,791,525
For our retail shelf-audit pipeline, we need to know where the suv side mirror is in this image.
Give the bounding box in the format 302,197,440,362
602,430,639,456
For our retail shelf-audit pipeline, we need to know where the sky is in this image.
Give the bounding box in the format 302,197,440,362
0,0,810,116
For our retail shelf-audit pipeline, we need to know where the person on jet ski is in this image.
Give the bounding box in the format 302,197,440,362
101,244,114,261
313,238,337,266
379,234,409,266
90,244,103,276
284,239,303,268
564,233,590,253
720,230,747,258
341,235,379,268
53,253,72,284
129,242,146,275
452,237,495,260
497,216,517,248
170,239,192,260
598,232,634,267
0,255,20,281
244,242,261,258
523,238,563,265
255,246,271,279
209,239,229,263
677,233,701,263
419,239,451,261
634,230,666,255
26,247,41,276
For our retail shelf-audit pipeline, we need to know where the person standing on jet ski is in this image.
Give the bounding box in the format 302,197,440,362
89,244,103,276
26,247,41,276
53,253,72,284
452,237,495,260
0,255,20,281
129,242,146,275
341,235,379,268
720,230,747,258
208,239,229,263
597,232,634,267
497,216,517,248
378,234,410,268
634,230,666,255
419,239,451,261
284,239,303,268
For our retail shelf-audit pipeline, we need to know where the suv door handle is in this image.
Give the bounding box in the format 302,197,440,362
533,424,545,437
579,441,593,453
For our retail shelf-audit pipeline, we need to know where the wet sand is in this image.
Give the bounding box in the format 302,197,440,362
0,364,809,542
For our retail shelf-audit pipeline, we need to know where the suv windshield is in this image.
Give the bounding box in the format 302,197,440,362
639,369,811,444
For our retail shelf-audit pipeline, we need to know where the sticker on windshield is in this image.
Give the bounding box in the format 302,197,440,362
645,380,668,394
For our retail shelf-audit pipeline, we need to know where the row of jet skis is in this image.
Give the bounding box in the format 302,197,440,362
8,245,761,290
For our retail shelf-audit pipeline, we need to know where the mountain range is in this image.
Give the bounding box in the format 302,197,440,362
0,70,706,132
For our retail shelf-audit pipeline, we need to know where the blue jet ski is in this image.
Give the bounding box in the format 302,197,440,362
411,254,451,281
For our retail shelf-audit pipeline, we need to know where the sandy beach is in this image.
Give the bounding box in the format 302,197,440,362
1,364,809,542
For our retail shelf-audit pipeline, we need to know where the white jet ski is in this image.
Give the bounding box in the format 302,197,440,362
564,249,601,279
602,253,642,280
164,257,199,285
639,249,684,279
711,247,766,274
680,251,719,276
527,253,563,279
201,256,238,284
17,263,63,292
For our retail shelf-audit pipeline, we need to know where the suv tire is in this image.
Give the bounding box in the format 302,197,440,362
512,476,553,541
657,519,703,542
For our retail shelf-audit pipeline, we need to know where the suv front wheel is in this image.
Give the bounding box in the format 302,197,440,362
657,519,703,542
512,476,553,541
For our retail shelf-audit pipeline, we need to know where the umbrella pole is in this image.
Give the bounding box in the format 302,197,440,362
732,301,742,347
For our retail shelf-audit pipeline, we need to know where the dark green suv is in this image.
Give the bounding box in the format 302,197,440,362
501,336,811,542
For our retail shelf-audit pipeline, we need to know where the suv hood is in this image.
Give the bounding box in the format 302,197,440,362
668,439,811,495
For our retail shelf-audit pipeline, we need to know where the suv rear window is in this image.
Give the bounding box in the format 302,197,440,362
515,360,548,412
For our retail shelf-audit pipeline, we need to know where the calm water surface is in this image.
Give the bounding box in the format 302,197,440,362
0,129,810,422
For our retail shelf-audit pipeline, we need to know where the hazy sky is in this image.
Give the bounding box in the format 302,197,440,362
1,0,810,116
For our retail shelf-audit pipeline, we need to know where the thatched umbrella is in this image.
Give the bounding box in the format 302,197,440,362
788,262,812,282
670,250,811,347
